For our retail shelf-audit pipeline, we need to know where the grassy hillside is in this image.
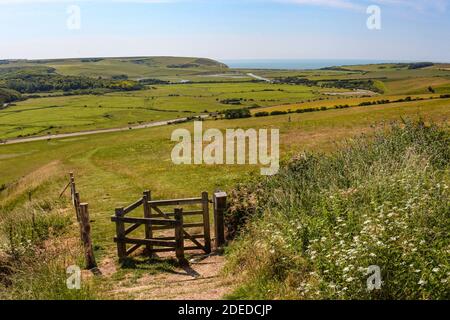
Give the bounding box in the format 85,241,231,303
1,98,448,299
225,121,449,300
0,57,229,81
1,59,449,299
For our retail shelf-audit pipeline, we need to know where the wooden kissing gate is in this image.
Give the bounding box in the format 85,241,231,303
111,191,226,264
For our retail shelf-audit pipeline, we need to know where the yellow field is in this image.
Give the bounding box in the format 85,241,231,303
252,94,446,114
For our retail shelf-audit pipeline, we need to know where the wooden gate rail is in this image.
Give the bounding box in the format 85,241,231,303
112,216,177,225
148,197,202,206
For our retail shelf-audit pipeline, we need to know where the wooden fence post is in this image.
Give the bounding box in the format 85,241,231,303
143,190,153,255
202,191,212,254
74,192,81,222
174,208,186,264
115,207,127,261
69,172,81,222
79,203,97,270
69,172,75,200
213,191,227,250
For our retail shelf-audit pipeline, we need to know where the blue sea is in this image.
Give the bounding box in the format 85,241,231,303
221,59,405,70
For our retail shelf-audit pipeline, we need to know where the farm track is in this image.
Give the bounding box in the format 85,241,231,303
103,254,234,300
247,73,272,82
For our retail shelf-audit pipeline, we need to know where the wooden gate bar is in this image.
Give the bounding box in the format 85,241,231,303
114,237,177,248
151,222,204,231
148,197,202,206
123,198,144,215
148,210,203,218
111,216,177,225
124,223,141,236
126,244,142,256
154,234,205,241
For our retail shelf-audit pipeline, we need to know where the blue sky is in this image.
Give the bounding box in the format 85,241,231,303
0,0,449,61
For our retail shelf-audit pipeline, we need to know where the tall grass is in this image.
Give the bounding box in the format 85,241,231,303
0,249,96,300
225,120,449,300
1,199,70,257
0,173,97,300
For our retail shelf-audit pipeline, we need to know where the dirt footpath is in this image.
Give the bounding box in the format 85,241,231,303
103,254,235,300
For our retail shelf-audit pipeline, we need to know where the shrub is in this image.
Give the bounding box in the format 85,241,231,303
270,111,288,116
0,88,22,104
255,112,269,117
220,98,242,105
408,62,434,70
226,120,450,300
224,108,251,119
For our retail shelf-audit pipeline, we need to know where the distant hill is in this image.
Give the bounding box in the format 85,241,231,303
0,56,229,81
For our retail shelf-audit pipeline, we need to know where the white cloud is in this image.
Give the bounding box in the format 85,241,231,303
276,0,364,11
0,0,180,4
276,0,448,12
371,0,448,12
0,0,446,13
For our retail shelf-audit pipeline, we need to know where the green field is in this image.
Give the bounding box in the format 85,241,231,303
2,58,450,141
0,82,320,140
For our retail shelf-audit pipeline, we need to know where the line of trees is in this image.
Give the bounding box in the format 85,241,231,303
251,94,450,119
138,78,170,85
0,87,22,104
274,77,383,93
1,75,144,93
255,106,331,118
223,108,252,119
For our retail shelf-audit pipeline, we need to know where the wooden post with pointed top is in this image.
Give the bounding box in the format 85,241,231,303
115,207,127,261
213,191,227,250
69,172,81,222
143,190,153,255
202,191,212,254
79,203,97,270
174,207,186,265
